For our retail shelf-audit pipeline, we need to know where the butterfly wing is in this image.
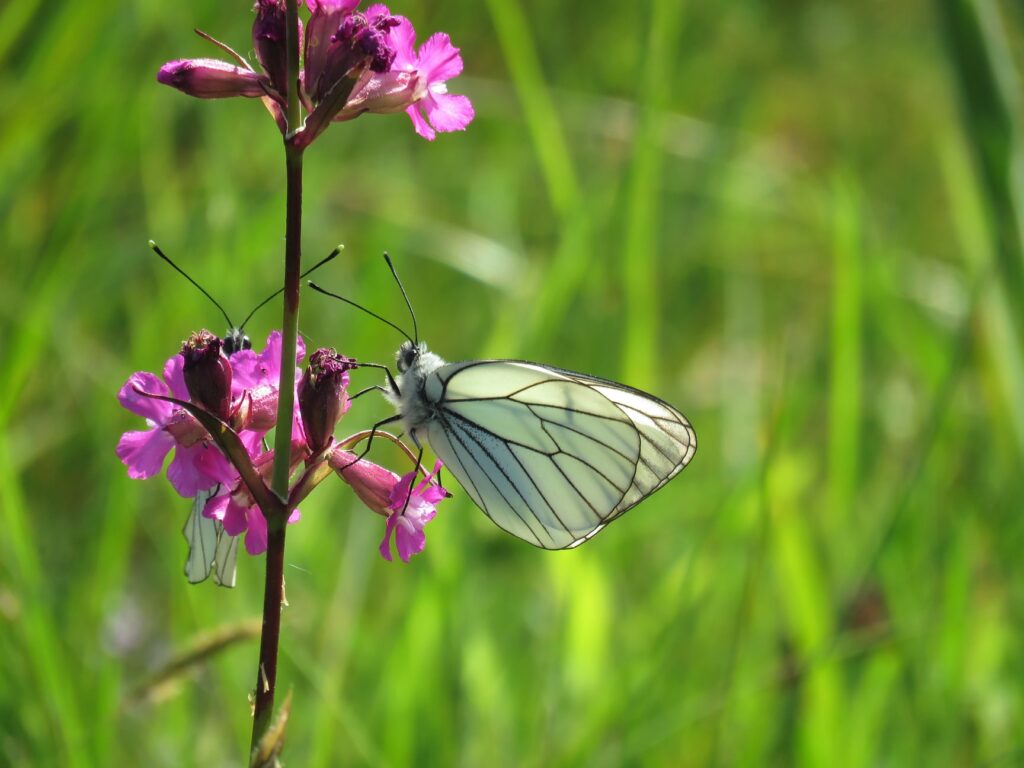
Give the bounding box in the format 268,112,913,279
212,524,239,588
183,485,220,583
421,360,696,549
183,484,239,587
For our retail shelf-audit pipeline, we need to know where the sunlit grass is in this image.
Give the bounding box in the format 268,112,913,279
1,0,1023,765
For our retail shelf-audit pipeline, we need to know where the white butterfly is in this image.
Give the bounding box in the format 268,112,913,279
183,485,239,586
383,341,697,549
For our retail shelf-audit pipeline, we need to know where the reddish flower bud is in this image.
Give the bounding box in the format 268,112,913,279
253,0,300,100
299,348,355,453
329,449,399,516
299,9,399,146
157,58,269,99
181,331,233,421
304,0,360,102
241,383,281,432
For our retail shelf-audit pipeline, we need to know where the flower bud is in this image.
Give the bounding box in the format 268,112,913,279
253,0,299,99
333,69,419,122
308,10,398,105
299,348,355,453
329,449,399,516
157,58,269,99
242,383,280,432
181,331,233,421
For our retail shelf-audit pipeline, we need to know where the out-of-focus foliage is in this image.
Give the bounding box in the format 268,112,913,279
2,0,1023,765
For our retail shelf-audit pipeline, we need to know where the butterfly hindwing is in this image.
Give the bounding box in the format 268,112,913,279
184,485,221,583
422,360,696,549
183,484,240,586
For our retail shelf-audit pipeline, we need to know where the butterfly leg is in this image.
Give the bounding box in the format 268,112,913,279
355,362,400,396
336,414,403,472
349,385,387,401
400,444,425,515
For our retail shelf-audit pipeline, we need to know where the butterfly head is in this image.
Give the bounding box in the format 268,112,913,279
396,340,428,373
223,328,252,355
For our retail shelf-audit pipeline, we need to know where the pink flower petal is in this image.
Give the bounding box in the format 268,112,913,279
387,470,417,510
167,444,217,497
116,429,175,479
244,506,268,554
219,496,249,536
163,354,190,401
423,92,474,133
379,513,398,561
234,331,307,391
191,443,238,485
416,32,463,83
385,15,417,70
118,372,173,423
395,520,425,562
203,493,231,522
230,349,261,390
259,331,291,379
365,3,393,19
406,103,436,140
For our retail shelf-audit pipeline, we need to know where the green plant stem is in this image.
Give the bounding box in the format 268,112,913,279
250,0,303,757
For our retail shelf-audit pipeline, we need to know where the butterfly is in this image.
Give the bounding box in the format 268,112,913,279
385,343,696,548
152,241,341,583
311,255,697,549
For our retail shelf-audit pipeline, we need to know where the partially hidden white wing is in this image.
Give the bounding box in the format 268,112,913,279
421,360,696,549
183,484,239,587
212,523,239,588
184,486,220,583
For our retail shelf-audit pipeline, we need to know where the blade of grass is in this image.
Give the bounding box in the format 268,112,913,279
935,0,1024,333
941,134,1024,458
620,0,685,386
481,0,579,213
828,172,863,548
0,434,87,768
482,0,593,358
768,456,844,768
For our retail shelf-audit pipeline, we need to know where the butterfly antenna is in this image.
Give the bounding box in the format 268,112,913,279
307,281,414,344
383,252,418,344
238,244,344,330
149,240,234,329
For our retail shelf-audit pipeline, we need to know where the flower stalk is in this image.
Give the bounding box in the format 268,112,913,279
143,1,473,759
251,0,305,755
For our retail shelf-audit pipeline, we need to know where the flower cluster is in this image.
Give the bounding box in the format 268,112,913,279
117,331,447,564
157,0,473,144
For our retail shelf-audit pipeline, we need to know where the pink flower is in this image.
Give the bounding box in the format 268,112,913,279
230,330,305,392
117,332,305,496
379,460,446,562
203,444,305,555
231,331,307,440
117,356,237,497
337,8,474,140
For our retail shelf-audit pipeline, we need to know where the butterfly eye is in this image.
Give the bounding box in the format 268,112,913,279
396,341,418,372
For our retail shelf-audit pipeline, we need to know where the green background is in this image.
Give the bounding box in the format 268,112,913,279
2,0,1024,765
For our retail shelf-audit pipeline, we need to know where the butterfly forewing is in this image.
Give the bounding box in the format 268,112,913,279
423,360,696,549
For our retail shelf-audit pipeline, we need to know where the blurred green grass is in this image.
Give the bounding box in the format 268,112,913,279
2,0,1024,765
